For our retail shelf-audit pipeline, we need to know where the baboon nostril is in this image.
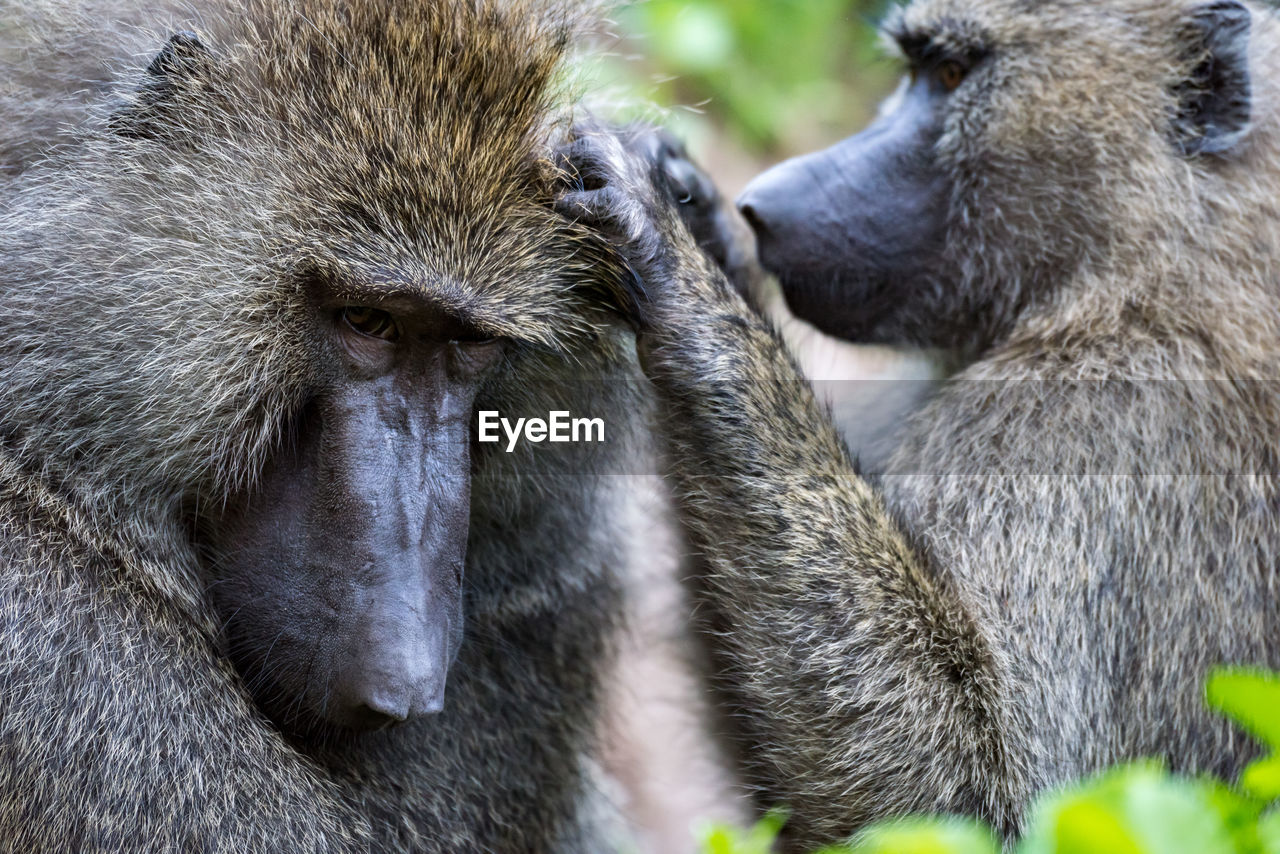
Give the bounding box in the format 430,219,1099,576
348,698,409,731
738,201,765,233
337,684,412,731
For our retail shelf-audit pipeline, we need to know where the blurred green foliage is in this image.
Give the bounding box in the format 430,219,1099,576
698,667,1280,854
603,0,898,157
702,808,789,854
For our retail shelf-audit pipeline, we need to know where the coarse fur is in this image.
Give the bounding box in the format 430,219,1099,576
0,0,649,850
557,0,1280,849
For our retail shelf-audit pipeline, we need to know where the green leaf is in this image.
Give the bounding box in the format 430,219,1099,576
843,817,1000,854
1198,778,1265,848
701,825,736,854
1259,810,1280,854
1045,799,1144,854
1206,668,1280,751
1243,756,1280,803
1018,764,1236,854
696,809,787,854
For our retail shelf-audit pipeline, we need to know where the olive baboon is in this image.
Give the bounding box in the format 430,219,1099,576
0,0,646,850
558,0,1280,848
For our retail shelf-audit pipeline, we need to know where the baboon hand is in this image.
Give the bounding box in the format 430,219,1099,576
632,129,763,303
556,124,758,326
555,124,690,287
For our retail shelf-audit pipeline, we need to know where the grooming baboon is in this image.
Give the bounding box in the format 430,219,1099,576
558,0,1280,848
0,0,648,850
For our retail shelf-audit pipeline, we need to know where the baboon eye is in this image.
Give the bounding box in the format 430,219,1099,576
341,306,399,342
938,60,967,92
448,337,505,376
451,333,499,346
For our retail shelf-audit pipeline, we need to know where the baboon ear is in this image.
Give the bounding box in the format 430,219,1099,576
1173,0,1252,157
110,31,211,140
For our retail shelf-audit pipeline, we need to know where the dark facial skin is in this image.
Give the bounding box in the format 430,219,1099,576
201,292,502,734
736,63,961,344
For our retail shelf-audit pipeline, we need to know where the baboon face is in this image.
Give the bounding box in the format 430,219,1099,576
738,0,1254,351
153,0,616,735
204,289,503,732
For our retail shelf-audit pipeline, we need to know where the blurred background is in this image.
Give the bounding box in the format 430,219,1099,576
582,0,901,195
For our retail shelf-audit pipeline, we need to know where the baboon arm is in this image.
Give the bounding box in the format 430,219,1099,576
641,249,1014,843
0,519,371,852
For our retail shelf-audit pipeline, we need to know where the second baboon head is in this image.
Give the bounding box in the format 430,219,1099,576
738,0,1265,353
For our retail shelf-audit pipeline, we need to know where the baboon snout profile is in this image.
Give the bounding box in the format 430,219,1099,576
739,0,1254,353
737,87,951,343
203,297,504,730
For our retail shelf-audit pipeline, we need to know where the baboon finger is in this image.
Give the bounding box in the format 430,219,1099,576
554,186,634,234
554,134,626,191
625,129,712,208
552,138,600,191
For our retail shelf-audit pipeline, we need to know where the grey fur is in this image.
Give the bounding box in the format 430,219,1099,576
0,0,648,850
557,0,1280,849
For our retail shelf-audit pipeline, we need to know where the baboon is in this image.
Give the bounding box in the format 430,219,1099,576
558,0,1280,848
0,0,648,850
